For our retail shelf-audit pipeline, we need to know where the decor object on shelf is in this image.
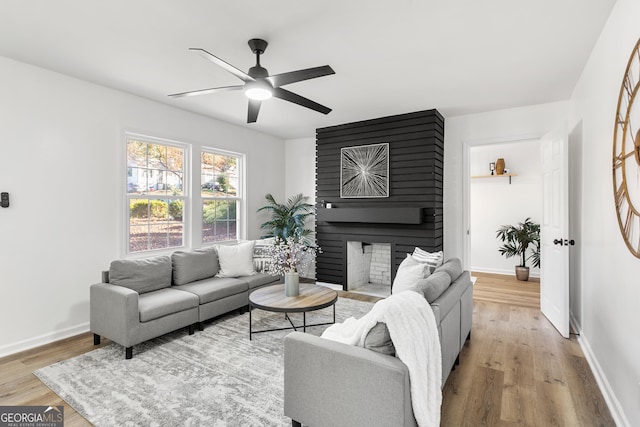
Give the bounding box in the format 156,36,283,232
496,217,541,281
495,158,505,175
257,193,314,245
490,162,495,175
340,143,389,198
612,37,640,258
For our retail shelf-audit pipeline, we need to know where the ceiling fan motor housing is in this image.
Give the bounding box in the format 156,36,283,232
248,38,268,54
248,65,269,79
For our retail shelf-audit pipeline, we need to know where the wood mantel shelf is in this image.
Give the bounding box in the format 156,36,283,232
471,173,517,184
317,207,424,224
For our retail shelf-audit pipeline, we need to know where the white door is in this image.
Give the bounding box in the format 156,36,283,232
540,129,570,338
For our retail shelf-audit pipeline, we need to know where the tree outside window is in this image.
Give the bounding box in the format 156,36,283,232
201,150,241,243
127,138,186,253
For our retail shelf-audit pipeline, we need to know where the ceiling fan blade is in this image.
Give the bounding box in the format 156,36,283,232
247,99,261,123
272,88,332,114
189,48,254,83
267,65,335,88
168,85,243,98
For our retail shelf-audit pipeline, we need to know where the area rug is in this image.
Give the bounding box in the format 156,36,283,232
34,297,373,427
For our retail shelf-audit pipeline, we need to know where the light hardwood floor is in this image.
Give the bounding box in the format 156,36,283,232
0,275,615,426
441,272,615,426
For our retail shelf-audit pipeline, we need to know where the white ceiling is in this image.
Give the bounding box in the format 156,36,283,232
0,0,616,140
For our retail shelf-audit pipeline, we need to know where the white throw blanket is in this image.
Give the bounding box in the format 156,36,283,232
321,291,442,427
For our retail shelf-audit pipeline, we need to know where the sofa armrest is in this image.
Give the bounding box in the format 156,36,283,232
284,332,417,427
90,283,140,347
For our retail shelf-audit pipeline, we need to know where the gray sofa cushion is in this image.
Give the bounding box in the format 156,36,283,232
138,288,199,322
414,271,452,303
172,247,219,285
364,322,396,356
109,256,172,294
173,277,248,305
241,273,280,290
431,271,471,323
434,258,463,282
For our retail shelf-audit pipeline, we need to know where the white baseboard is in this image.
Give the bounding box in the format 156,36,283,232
316,281,343,291
577,332,630,427
0,322,90,359
569,312,581,335
469,266,540,278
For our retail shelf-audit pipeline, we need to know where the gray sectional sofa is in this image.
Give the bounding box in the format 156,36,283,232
284,258,473,427
90,245,279,359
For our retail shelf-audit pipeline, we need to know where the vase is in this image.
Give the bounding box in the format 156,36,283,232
515,266,530,281
496,158,505,175
284,272,300,297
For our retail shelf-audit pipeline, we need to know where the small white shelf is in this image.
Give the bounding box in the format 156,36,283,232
471,173,517,184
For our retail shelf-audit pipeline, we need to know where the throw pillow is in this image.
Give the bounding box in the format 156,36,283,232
363,322,396,356
413,271,451,303
171,247,219,285
253,238,276,273
434,258,463,282
391,254,431,294
216,241,256,277
109,256,172,294
412,247,444,272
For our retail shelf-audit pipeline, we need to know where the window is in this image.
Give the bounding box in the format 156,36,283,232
201,149,243,244
126,136,187,253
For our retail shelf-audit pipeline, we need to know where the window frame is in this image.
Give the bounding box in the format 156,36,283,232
200,146,246,246
124,132,190,256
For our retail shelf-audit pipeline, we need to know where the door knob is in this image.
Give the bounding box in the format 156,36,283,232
553,239,564,246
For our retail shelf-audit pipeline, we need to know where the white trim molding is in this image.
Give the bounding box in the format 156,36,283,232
0,323,89,359
577,333,631,427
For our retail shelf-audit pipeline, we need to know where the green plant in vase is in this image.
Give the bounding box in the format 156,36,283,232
496,217,540,281
257,193,314,245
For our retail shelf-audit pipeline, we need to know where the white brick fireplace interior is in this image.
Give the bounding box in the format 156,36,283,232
346,241,391,297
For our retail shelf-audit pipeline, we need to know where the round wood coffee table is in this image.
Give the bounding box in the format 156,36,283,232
248,283,338,340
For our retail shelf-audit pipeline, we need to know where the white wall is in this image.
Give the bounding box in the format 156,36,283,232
284,137,316,204
284,137,317,278
568,0,640,424
469,140,542,276
444,101,570,265
0,56,285,356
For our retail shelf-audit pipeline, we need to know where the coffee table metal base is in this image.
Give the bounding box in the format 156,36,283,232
249,305,336,340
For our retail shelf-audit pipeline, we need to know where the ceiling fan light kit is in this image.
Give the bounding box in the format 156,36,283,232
244,81,273,101
169,38,335,123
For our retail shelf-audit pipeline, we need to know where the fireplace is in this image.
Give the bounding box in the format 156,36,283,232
315,109,444,290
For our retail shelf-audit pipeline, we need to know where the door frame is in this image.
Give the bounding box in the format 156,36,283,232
568,121,584,334
462,133,542,271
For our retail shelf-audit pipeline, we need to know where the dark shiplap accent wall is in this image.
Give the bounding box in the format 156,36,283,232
315,109,445,288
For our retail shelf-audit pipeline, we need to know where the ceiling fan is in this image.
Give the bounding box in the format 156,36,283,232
169,38,335,123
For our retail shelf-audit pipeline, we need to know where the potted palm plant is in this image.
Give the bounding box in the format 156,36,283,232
257,193,318,295
257,193,314,244
495,217,540,281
